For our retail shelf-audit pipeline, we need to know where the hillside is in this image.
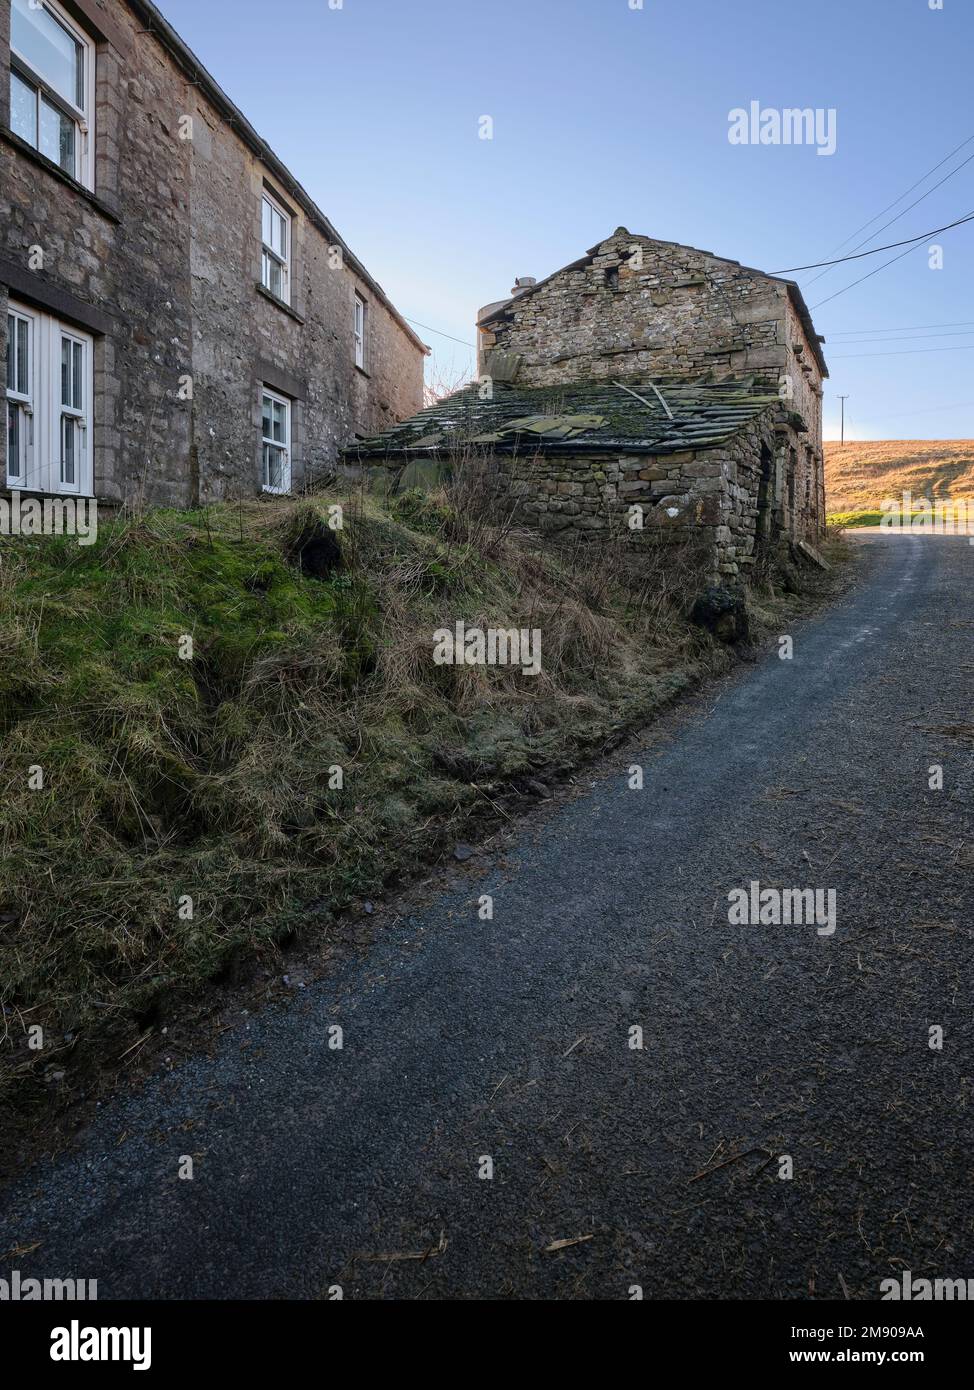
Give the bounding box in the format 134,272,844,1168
825,440,974,520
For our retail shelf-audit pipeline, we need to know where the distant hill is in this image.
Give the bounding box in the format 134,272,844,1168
825,440,974,520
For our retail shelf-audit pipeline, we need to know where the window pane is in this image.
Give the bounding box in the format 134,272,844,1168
262,396,272,439
6,316,15,394
273,401,286,442
18,319,29,396
7,404,22,479
73,341,83,408
11,0,83,110
40,97,75,174
263,442,285,491
10,69,38,146
273,210,286,258
262,199,272,247
61,416,76,485
61,336,71,406
265,255,282,299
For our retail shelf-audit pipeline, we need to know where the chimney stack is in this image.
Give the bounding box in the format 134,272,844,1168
510,276,537,297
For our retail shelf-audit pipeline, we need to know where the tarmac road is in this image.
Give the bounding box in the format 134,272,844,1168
1,532,971,1300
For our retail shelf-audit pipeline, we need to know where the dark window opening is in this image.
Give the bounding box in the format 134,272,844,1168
756,443,775,540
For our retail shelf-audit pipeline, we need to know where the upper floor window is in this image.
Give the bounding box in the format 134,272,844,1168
9,0,94,188
354,293,367,370
261,192,291,304
5,300,93,495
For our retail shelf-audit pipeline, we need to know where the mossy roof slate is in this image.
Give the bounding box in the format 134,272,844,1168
348,377,781,459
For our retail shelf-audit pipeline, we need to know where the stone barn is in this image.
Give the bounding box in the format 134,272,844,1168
347,227,829,584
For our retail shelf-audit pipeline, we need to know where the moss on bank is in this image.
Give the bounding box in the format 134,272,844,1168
0,490,845,1100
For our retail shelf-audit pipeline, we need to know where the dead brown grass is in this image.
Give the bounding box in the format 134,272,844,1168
825,440,974,514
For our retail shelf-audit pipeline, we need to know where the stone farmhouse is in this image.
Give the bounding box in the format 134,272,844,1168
350,228,828,582
1,0,426,508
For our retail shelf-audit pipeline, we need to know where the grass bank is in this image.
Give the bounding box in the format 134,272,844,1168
0,487,846,1118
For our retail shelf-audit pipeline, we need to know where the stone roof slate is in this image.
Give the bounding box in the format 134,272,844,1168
348,377,782,459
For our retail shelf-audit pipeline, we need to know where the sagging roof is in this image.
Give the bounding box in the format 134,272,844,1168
348,376,783,459
125,1,429,356
478,230,828,380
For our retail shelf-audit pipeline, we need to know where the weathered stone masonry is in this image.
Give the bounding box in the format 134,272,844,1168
347,377,784,583
1,0,426,507
478,228,828,543
349,229,828,584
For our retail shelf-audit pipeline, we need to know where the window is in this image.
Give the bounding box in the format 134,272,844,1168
354,294,367,370
261,389,290,493
9,0,94,187
5,301,92,494
261,192,291,304
6,308,32,487
59,328,86,489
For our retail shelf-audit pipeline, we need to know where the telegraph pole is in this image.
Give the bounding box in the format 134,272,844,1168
838,395,850,444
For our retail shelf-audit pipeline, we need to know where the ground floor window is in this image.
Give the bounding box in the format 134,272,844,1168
261,388,291,493
5,300,93,494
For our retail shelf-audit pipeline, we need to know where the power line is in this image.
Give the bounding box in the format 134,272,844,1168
403,316,477,349
408,216,974,352
830,344,974,359
811,241,924,311
812,133,974,262
802,145,974,285
832,330,974,345
832,151,974,261
830,320,974,335
771,209,974,274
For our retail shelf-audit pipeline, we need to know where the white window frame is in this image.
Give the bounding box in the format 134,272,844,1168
261,387,291,495
354,293,367,370
5,299,92,495
56,324,88,494
8,0,96,189
260,191,291,305
6,304,35,488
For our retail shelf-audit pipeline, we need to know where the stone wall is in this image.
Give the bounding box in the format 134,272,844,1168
187,87,425,503
479,228,826,540
359,410,778,584
1,0,425,507
1,0,193,504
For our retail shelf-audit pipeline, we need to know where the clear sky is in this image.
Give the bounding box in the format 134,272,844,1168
156,0,974,441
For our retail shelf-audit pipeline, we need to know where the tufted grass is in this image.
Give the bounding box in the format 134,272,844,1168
0,486,727,1101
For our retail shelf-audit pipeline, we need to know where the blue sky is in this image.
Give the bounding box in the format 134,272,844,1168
158,0,974,441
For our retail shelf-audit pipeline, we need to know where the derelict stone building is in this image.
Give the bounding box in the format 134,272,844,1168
1,0,426,508
351,228,828,582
